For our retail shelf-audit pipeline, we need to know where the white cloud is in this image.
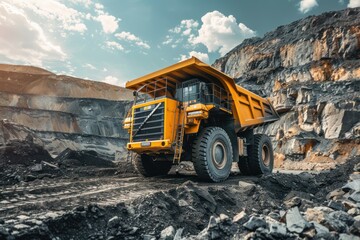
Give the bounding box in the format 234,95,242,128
116,32,139,41
136,41,150,49
175,19,199,36
83,63,96,70
182,20,199,35
92,2,120,34
64,23,87,32
115,31,150,49
190,11,256,56
299,0,318,13
164,19,199,47
95,14,119,34
164,12,255,56
105,41,124,51
94,3,104,10
69,0,92,8
7,0,87,33
65,60,76,74
348,0,360,7
103,75,122,86
180,51,209,63
0,2,66,66
162,35,173,45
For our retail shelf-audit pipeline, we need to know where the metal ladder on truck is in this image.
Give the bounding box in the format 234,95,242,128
173,103,186,164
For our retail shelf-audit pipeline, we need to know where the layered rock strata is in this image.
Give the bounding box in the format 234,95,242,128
214,7,360,170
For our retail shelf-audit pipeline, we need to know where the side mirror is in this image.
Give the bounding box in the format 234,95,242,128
133,91,138,97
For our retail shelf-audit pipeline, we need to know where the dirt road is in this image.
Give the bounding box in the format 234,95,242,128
0,157,359,239
0,171,257,220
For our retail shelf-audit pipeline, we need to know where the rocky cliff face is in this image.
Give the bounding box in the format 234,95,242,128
213,7,360,170
0,65,133,160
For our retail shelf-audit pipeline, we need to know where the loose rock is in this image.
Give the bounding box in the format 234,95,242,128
343,180,360,192
269,221,287,238
286,207,308,233
350,192,360,203
233,211,247,224
244,216,266,231
107,216,120,229
328,200,346,211
159,226,175,240
238,181,256,194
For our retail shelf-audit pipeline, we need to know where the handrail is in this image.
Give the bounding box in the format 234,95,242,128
134,78,170,104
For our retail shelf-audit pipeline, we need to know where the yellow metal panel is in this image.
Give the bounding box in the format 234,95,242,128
185,121,201,134
185,103,212,112
125,58,198,90
127,139,172,152
164,98,179,143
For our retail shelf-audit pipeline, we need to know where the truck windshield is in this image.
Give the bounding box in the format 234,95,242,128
183,83,199,102
176,79,231,110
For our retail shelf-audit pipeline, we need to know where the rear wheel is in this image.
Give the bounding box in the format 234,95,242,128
246,134,274,175
238,156,251,175
192,127,233,182
132,154,172,177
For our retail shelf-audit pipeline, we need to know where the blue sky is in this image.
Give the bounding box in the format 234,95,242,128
0,0,358,86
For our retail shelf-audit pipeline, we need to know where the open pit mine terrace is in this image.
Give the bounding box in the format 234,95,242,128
1,7,360,240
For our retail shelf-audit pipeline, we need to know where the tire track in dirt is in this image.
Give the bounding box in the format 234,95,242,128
0,175,196,219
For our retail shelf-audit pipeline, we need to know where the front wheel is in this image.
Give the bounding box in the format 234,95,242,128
192,127,233,182
132,154,172,177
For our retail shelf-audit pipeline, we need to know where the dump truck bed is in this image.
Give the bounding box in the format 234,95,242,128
126,57,279,131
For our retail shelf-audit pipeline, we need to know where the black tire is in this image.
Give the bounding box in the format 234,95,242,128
132,154,172,177
192,127,233,182
238,156,251,175
246,134,274,175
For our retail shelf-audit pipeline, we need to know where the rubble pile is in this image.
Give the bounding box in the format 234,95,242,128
0,137,129,186
1,157,358,239
0,137,59,186
0,136,53,166
189,158,360,240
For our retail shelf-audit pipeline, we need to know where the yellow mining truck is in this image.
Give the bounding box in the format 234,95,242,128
123,57,279,182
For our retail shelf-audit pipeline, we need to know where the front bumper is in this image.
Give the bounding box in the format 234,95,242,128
127,139,172,153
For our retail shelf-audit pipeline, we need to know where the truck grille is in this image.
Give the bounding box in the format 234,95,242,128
132,102,164,142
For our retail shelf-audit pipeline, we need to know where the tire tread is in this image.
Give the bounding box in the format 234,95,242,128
247,134,274,175
192,127,232,182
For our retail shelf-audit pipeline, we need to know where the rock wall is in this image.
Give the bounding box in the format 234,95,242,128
0,66,133,100
0,65,132,160
0,121,128,160
213,7,360,170
0,93,130,137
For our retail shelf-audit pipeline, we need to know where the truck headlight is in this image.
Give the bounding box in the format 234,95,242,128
123,117,132,129
187,110,203,116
